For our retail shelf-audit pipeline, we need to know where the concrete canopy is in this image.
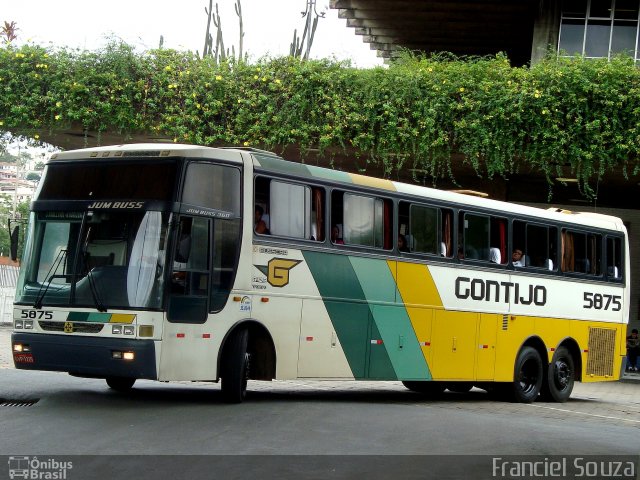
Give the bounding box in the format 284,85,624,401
330,0,540,66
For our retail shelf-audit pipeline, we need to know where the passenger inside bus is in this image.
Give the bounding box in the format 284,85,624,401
255,205,270,235
512,248,524,266
331,225,344,244
398,234,409,252
489,247,501,264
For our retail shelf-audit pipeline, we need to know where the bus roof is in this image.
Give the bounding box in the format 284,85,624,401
49,143,245,164
49,144,625,233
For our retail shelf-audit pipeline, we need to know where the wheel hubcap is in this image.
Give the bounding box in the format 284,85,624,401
241,353,251,394
519,359,539,393
554,359,571,390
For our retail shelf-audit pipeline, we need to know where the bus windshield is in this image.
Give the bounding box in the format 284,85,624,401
16,210,170,310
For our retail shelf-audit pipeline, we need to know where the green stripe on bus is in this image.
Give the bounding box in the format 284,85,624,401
349,257,431,380
67,312,90,322
307,165,353,184
303,251,369,378
86,313,111,323
67,312,111,323
254,155,314,177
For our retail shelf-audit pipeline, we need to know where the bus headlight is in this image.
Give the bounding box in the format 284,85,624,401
15,320,23,329
123,326,135,336
24,320,34,329
111,325,123,335
112,351,135,361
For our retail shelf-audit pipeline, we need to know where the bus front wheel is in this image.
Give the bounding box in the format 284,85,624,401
510,346,543,403
221,328,250,404
106,377,136,392
541,346,575,403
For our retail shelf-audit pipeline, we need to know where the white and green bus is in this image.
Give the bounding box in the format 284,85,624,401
12,144,629,403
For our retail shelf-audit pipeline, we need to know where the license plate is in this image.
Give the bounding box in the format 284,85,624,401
14,353,34,364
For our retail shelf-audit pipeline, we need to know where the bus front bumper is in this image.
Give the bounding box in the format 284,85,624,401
11,332,157,380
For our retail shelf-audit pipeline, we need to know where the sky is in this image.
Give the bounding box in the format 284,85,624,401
3,0,383,67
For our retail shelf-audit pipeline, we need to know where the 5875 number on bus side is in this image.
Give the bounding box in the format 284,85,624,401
583,292,622,311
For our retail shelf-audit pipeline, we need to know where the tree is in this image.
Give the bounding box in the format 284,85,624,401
202,0,245,63
0,199,29,260
26,172,40,182
1,21,18,44
290,0,325,59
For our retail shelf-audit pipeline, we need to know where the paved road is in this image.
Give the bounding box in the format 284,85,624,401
1,325,639,464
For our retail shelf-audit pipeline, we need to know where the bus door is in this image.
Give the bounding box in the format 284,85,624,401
160,215,213,380
159,212,241,380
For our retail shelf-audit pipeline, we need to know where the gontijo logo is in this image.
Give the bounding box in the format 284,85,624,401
268,258,302,287
254,258,302,288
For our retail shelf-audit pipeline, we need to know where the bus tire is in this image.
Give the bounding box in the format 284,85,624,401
510,346,543,403
221,328,250,404
541,346,575,403
402,381,445,396
106,377,136,392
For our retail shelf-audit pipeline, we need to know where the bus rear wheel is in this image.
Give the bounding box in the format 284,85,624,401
106,377,136,392
509,346,543,403
221,328,250,404
402,381,445,396
541,346,575,403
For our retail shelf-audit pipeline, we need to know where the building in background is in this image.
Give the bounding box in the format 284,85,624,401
332,0,640,66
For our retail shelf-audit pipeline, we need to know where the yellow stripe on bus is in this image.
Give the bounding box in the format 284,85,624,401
390,261,443,308
388,261,444,367
350,173,397,191
109,314,136,324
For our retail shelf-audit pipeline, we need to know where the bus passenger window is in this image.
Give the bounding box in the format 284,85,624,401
398,203,453,256
527,224,556,270
461,213,489,260
333,191,392,249
408,204,438,254
442,209,453,257
561,230,600,275
513,220,556,270
254,177,324,241
606,237,622,280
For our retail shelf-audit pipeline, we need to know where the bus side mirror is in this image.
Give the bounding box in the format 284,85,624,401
9,224,19,262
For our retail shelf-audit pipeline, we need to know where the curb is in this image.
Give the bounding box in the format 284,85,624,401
619,374,640,384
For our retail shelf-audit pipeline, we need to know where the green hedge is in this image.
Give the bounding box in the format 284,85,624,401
1,42,639,197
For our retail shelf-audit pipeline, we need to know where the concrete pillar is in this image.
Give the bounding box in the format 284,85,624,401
531,0,561,64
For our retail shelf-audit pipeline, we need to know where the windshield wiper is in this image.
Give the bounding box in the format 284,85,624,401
84,262,107,312
81,226,107,313
34,248,67,309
